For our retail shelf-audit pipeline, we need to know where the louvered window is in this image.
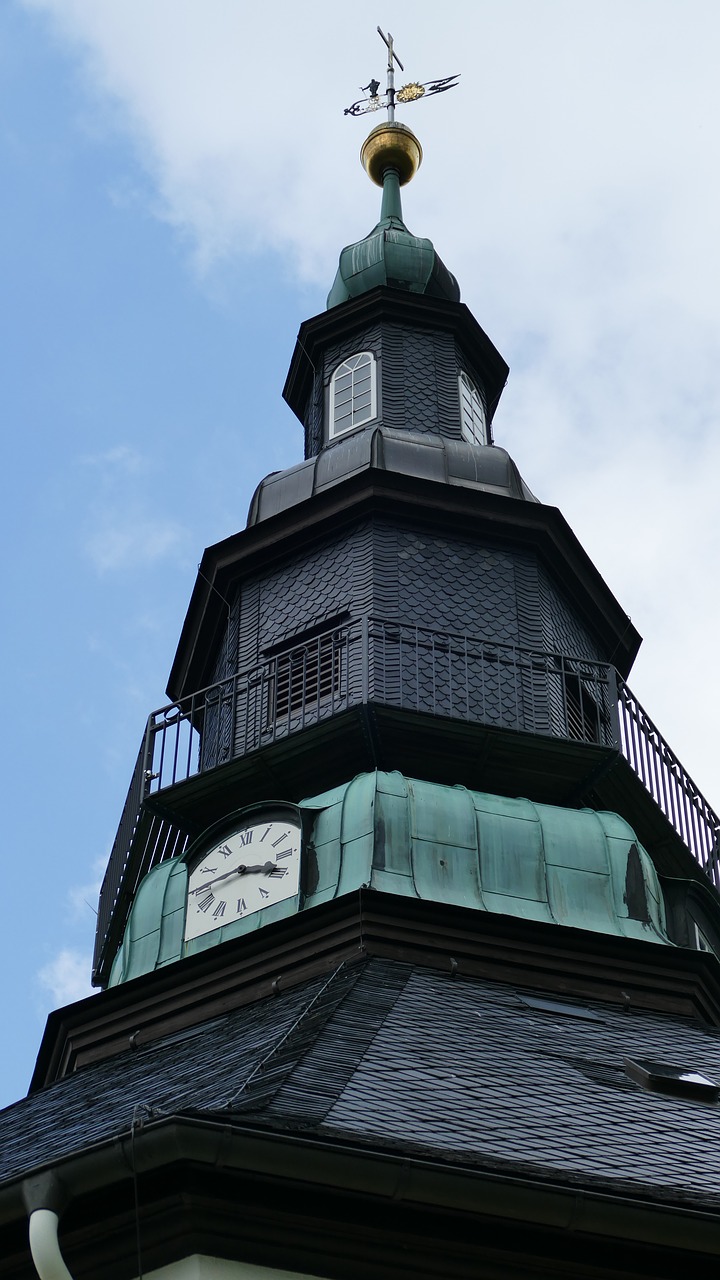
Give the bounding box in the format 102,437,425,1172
266,629,347,727
330,352,377,438
458,371,487,446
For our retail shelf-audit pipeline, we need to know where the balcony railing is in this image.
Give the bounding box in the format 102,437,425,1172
93,617,720,982
144,619,620,794
617,684,720,881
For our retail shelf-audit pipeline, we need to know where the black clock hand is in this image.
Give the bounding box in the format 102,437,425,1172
191,861,277,895
190,863,250,894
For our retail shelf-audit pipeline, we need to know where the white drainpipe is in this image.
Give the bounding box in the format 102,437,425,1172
28,1209,74,1280
23,1174,74,1280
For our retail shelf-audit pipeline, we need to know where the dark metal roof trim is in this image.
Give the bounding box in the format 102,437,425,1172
246,430,538,526
283,287,509,427
33,892,720,1092
7,1113,720,1258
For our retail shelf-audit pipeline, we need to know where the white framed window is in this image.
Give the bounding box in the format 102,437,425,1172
329,352,377,438
458,371,488,446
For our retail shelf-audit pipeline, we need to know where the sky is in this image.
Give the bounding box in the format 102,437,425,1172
1,0,720,1108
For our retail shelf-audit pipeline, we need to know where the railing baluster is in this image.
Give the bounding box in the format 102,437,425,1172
185,696,194,782
622,690,641,779
229,672,239,758
606,668,621,749
157,715,168,791
648,727,671,824
431,631,437,715
141,715,153,796
414,625,419,712
171,706,182,787
361,615,369,703
687,784,702,863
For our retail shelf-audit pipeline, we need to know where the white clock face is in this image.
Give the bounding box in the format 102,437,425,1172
185,817,301,942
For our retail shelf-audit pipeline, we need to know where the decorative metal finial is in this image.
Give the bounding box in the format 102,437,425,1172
344,27,459,119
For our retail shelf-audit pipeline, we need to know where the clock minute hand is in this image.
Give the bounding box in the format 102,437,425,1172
190,861,277,896
190,863,253,895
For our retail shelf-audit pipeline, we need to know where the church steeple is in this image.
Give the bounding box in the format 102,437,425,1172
88,32,702,1001
6,37,720,1280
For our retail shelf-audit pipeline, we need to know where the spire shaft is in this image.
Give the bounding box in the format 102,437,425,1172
377,27,404,123
380,167,403,222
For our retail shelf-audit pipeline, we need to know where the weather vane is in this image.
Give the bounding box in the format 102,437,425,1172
344,27,459,121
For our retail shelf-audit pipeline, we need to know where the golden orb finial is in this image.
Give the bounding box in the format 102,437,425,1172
360,121,423,187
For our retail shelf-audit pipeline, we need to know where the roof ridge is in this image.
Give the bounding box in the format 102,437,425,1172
219,960,367,1114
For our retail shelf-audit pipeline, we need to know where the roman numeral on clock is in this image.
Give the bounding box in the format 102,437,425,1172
198,893,215,912
212,900,226,919
237,898,247,915
259,887,270,899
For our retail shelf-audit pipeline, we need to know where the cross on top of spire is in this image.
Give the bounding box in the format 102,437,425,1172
344,27,459,120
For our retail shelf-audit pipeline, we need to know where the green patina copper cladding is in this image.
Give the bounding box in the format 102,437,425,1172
108,772,671,986
326,168,460,309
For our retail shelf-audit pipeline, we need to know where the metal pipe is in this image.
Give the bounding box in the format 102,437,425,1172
28,1210,74,1280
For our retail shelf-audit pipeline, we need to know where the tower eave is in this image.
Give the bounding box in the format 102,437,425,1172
32,889,720,1090
282,286,509,427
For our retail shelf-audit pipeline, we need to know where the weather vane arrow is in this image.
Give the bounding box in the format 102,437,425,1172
344,27,459,119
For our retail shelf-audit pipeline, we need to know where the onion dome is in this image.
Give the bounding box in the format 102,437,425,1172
327,122,460,308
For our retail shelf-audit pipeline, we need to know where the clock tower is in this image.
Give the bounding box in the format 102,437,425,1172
3,38,720,1280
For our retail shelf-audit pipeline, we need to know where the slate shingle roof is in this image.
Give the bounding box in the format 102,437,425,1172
3,958,720,1209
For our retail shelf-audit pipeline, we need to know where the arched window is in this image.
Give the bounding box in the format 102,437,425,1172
458,371,487,446
329,352,377,438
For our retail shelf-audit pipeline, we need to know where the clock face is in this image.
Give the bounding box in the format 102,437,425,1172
185,815,301,942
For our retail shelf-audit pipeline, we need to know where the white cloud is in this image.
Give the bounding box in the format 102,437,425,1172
85,513,186,573
78,444,147,474
38,949,95,1007
73,442,188,571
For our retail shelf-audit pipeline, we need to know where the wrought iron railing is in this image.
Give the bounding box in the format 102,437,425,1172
616,682,720,889
93,617,720,982
142,619,620,794
92,738,190,982
147,620,366,793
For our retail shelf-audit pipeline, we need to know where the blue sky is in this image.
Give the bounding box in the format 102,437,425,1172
2,0,720,1108
1,1,308,1104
